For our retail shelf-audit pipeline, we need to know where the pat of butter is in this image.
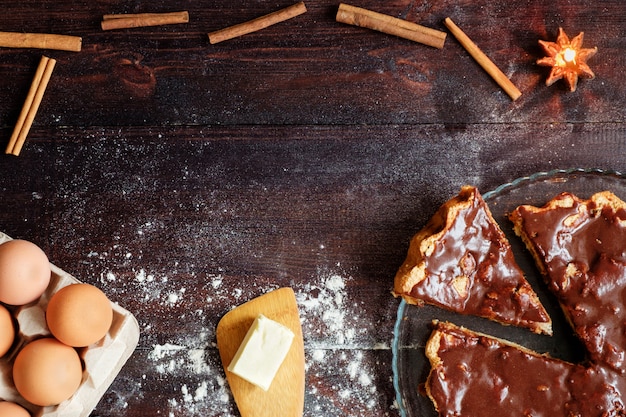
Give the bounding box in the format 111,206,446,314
227,314,294,391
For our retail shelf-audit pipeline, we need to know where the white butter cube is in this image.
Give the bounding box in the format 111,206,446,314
227,314,295,391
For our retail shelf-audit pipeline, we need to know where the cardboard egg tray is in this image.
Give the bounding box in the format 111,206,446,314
0,231,140,417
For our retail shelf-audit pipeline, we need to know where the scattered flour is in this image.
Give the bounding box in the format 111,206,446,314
306,346,383,415
166,287,185,306
295,268,393,415
211,276,223,289
100,267,197,310
149,343,185,361
149,342,234,416
296,268,357,346
102,267,237,416
100,264,391,416
312,349,325,362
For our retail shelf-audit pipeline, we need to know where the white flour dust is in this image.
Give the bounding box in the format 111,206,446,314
149,341,233,416
294,268,392,414
306,347,383,414
100,265,389,415
100,268,194,308
101,268,236,416
296,268,358,346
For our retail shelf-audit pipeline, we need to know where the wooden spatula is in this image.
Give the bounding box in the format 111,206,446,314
216,287,305,417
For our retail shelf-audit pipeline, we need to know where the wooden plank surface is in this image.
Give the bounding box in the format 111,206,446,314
0,0,624,416
0,0,621,126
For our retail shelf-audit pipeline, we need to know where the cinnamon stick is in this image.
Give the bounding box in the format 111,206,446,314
444,17,522,101
208,2,307,44
6,56,56,156
101,11,189,30
336,3,446,49
102,11,189,21
0,32,81,52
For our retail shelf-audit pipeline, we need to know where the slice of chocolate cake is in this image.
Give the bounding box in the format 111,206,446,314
510,190,626,372
425,321,623,417
394,186,552,334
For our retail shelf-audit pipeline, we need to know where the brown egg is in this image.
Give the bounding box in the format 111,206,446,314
0,401,30,416
0,304,15,357
13,338,82,406
46,283,113,347
0,240,51,305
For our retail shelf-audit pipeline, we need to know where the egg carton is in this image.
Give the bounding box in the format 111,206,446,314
0,231,140,417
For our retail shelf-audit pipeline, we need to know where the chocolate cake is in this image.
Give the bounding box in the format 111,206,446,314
413,189,626,416
510,191,626,372
425,321,624,416
393,185,552,334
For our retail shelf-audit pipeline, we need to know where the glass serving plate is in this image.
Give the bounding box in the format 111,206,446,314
392,168,626,417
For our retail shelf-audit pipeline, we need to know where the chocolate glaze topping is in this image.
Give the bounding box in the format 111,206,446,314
512,192,626,373
423,191,626,417
409,186,550,328
427,322,624,417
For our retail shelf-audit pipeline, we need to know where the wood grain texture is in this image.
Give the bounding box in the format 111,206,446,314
217,288,304,417
0,0,621,126
0,0,624,416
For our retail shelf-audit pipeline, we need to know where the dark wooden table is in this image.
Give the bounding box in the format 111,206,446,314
0,0,624,416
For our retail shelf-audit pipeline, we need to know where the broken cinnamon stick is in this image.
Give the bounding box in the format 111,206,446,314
444,17,522,101
336,3,446,49
101,11,189,30
208,2,307,44
6,56,56,156
0,32,81,52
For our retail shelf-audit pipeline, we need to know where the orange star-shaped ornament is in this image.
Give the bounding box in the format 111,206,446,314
537,27,597,92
